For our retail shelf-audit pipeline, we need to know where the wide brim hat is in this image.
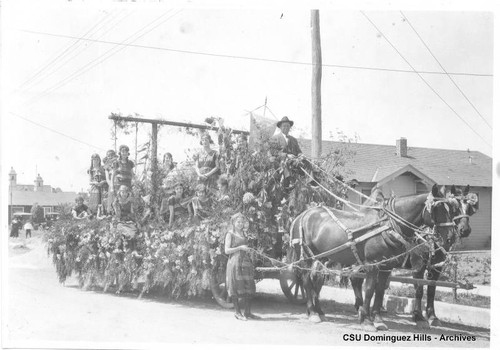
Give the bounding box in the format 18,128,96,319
277,116,294,128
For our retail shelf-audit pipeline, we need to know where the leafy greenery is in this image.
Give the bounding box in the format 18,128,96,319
31,203,45,224
46,117,355,299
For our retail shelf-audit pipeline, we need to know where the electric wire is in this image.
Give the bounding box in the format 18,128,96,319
19,10,135,95
16,28,493,78
400,11,492,129
360,11,491,148
10,111,107,151
18,10,117,89
24,9,182,106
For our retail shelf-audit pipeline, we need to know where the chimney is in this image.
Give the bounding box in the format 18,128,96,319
396,138,407,157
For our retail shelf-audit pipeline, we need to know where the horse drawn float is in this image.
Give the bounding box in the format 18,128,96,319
45,116,480,331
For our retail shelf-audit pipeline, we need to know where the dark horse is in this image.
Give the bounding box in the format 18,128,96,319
406,185,478,328
349,185,473,330
288,184,457,331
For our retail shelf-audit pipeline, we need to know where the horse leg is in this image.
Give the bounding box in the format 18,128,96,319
312,268,326,321
359,269,377,332
350,276,364,312
426,266,443,327
302,270,322,323
372,270,391,331
412,265,429,329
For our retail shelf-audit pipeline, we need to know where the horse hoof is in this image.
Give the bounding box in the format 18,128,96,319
309,315,322,323
416,320,430,329
319,315,327,322
429,318,442,327
362,322,377,332
374,322,388,331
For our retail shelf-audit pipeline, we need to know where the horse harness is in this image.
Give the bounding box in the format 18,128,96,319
293,196,456,268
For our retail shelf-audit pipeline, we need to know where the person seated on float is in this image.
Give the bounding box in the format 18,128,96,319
112,185,139,251
269,116,317,188
112,145,135,190
191,183,213,223
72,196,91,220
160,182,192,228
269,116,302,159
224,213,259,321
228,134,249,175
216,175,231,203
162,152,176,174
194,133,220,190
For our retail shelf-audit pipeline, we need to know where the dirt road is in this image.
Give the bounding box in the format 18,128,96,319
3,234,490,348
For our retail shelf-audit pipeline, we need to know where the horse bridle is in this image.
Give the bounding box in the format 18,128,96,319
424,197,458,247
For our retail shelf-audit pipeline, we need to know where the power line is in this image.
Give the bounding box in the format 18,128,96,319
24,9,181,106
400,11,492,129
10,111,107,151
360,11,491,148
19,10,136,95
18,10,116,89
17,28,493,78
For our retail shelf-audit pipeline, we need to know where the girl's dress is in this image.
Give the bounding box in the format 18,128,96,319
226,232,256,297
88,166,107,213
113,159,135,188
197,149,219,189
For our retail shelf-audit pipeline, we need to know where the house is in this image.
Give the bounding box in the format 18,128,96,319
300,138,492,251
8,168,77,221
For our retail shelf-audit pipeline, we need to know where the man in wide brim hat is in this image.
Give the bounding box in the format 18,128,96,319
270,116,301,157
276,116,294,128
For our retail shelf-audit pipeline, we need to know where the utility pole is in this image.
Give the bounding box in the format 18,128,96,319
311,9,322,158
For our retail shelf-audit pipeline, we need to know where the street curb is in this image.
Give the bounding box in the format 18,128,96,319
257,281,490,329
325,287,490,329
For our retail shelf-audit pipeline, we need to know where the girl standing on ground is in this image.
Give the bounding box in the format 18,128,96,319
224,213,259,321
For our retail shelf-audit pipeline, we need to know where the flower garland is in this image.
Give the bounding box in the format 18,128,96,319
46,121,355,299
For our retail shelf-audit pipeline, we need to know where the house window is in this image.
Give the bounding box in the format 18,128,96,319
12,207,24,213
43,207,53,216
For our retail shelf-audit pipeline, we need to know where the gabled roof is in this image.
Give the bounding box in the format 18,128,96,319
11,190,78,206
299,140,492,187
374,164,436,187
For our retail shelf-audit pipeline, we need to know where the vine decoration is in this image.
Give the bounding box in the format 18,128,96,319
46,118,356,299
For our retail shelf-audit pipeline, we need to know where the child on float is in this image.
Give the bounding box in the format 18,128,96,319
112,145,135,191
72,196,91,219
160,182,192,228
112,185,138,252
224,212,260,321
191,183,212,223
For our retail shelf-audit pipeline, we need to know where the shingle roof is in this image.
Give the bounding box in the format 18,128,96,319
299,139,492,187
11,190,78,206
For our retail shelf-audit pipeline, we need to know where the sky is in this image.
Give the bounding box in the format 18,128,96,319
1,1,495,194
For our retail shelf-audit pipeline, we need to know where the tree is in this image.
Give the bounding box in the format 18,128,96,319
31,203,45,224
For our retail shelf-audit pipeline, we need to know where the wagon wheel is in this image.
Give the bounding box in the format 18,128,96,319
279,245,307,304
210,257,233,309
279,269,307,304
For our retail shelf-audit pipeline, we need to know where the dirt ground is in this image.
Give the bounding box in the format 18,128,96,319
3,232,491,348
